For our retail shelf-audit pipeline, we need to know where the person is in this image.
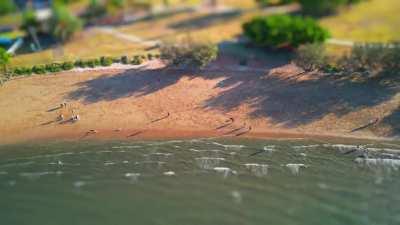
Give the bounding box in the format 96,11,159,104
58,114,64,121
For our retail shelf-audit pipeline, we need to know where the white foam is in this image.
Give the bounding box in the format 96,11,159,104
355,158,400,170
263,146,275,152
286,164,306,175
196,157,225,169
292,145,319,149
163,171,176,176
104,162,116,166
213,167,237,178
73,181,86,188
244,163,269,177
112,146,141,149
212,142,245,149
125,173,140,182
189,148,222,153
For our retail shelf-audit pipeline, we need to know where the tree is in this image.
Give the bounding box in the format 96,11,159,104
50,3,83,43
0,48,11,75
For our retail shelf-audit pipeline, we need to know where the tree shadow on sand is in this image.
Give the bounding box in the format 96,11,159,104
67,59,399,129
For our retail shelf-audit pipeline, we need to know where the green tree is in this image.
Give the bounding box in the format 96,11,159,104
0,0,16,16
50,3,83,43
0,48,11,75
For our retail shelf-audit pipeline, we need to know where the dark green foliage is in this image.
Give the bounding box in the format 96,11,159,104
62,61,74,70
45,63,63,73
147,53,153,60
121,55,129,64
20,9,40,31
13,67,32,76
100,56,113,66
243,15,330,48
50,3,83,42
0,0,16,15
74,59,85,68
255,0,295,6
112,57,121,63
0,47,11,75
82,0,107,23
160,39,218,68
32,65,46,74
294,43,328,71
131,56,143,65
299,0,365,17
154,54,161,59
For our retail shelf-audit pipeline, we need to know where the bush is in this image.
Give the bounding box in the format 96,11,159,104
0,0,16,16
339,42,400,77
13,67,32,76
160,39,218,68
82,0,107,24
32,65,46,74
255,0,295,6
131,56,143,65
121,55,129,64
294,43,328,71
50,3,83,42
74,59,85,68
243,15,330,48
20,9,40,32
100,56,113,66
62,61,74,70
299,0,365,17
45,63,63,73
147,53,153,60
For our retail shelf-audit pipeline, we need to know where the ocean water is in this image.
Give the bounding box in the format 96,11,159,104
0,138,399,225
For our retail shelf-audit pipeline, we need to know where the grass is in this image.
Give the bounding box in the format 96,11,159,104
320,0,400,43
10,31,148,67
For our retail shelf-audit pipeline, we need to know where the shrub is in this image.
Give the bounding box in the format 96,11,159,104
45,63,63,73
100,56,113,66
74,59,85,68
0,47,11,75
62,61,74,70
255,0,295,6
154,54,161,59
131,56,143,65
0,0,16,16
294,43,328,71
13,67,32,76
160,39,218,68
299,0,365,17
147,53,153,60
82,0,107,24
32,65,46,74
50,3,83,42
339,42,400,78
20,9,40,33
242,15,330,48
121,55,129,64
86,59,96,68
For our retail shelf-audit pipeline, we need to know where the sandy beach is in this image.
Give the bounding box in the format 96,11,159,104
1,59,399,144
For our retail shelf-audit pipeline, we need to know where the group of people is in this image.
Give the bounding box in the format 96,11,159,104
56,102,80,123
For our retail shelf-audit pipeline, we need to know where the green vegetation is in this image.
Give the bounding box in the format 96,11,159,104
0,0,16,16
295,42,400,79
50,3,83,42
255,0,295,6
340,42,400,78
10,54,153,77
299,0,365,17
321,0,400,43
294,43,328,71
20,9,40,32
0,47,11,75
160,39,218,68
243,15,330,48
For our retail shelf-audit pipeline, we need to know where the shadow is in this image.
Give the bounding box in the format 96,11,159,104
149,112,170,124
235,126,252,136
127,131,144,138
66,51,399,129
40,120,55,126
47,106,61,112
168,9,242,30
380,107,400,136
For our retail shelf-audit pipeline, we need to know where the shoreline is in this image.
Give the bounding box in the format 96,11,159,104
1,128,397,146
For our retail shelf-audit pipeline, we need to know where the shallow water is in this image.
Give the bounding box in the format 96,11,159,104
0,138,400,225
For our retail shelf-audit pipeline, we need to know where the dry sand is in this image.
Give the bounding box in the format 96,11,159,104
0,60,399,144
